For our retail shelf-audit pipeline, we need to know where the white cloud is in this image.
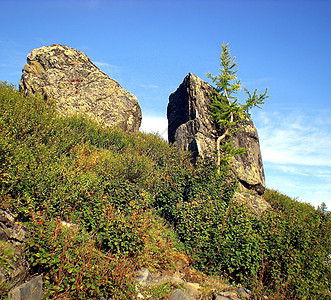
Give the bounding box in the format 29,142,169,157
94,61,123,80
94,61,121,68
254,110,331,208
256,111,331,167
140,114,168,141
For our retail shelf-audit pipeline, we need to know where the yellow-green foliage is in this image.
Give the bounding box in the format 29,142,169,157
0,82,330,299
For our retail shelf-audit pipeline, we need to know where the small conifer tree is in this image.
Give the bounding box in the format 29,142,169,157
206,43,269,172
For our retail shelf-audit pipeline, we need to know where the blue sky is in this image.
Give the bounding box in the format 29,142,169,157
1,0,330,209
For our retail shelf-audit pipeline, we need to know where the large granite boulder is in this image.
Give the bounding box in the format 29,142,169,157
167,73,266,196
19,44,142,132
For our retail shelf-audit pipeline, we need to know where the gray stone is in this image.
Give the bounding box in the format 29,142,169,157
168,73,217,158
10,224,27,242
19,44,142,133
170,289,195,300
183,282,202,297
0,225,9,241
236,287,251,299
214,296,232,300
8,275,43,300
1,248,27,289
0,209,15,225
168,73,267,203
0,209,29,290
152,275,185,286
230,119,266,195
233,192,271,216
135,268,153,286
215,291,241,300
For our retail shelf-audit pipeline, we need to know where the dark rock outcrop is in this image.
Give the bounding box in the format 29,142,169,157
1,209,44,299
19,44,142,132
168,73,267,203
168,73,217,158
0,209,28,291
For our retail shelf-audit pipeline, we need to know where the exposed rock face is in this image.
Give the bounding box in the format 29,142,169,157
19,44,142,132
167,73,266,196
168,73,217,158
230,119,266,195
233,192,271,216
0,209,28,292
8,275,43,300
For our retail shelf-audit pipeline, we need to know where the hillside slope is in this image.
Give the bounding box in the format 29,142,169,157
0,82,330,299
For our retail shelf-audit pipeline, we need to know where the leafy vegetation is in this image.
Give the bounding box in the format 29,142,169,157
0,82,330,299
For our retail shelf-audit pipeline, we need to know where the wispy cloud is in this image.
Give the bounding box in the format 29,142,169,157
255,110,331,208
94,61,121,69
256,110,331,167
94,61,123,80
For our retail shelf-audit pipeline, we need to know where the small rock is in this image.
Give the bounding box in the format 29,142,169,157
8,275,43,300
0,209,15,225
0,225,9,241
236,287,251,299
152,275,185,286
170,289,195,300
136,292,145,299
60,220,79,231
135,268,153,287
10,224,27,242
0,247,27,289
183,282,202,297
214,296,232,300
215,291,241,300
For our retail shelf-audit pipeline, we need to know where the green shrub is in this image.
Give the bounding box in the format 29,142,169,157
25,218,136,299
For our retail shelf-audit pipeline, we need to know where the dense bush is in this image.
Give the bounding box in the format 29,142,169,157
0,82,185,298
155,174,330,298
258,190,331,298
0,82,330,299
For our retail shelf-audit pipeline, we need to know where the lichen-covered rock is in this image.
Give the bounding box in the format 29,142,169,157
167,73,266,196
233,192,272,216
19,44,142,132
230,119,266,195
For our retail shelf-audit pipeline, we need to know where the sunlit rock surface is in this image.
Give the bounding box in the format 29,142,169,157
19,44,142,132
